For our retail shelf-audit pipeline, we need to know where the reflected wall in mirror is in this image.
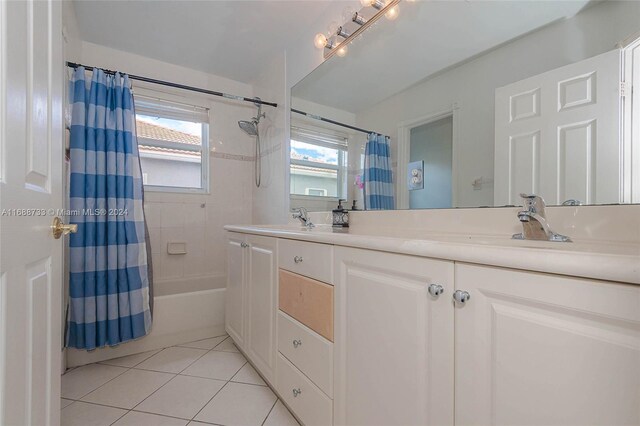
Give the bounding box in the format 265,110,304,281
290,0,640,211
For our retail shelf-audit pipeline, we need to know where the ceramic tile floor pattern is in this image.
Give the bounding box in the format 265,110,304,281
61,334,301,426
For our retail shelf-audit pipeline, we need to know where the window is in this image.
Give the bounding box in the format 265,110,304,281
290,127,348,199
135,94,209,193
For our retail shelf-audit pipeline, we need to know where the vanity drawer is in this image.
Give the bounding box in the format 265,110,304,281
278,311,333,397
277,353,333,426
279,270,334,342
279,239,333,284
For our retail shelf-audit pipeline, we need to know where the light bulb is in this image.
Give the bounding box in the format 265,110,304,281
314,33,328,49
359,0,373,6
336,45,348,57
385,4,399,20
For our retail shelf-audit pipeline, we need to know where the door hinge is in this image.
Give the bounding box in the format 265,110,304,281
620,81,627,97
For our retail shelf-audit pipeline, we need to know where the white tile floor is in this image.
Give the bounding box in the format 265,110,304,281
61,335,300,426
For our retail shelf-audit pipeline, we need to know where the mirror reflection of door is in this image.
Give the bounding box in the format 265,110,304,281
409,116,453,209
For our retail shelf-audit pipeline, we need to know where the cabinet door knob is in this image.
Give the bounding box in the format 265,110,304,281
453,290,471,304
240,242,248,248
293,256,303,263
292,388,302,397
293,339,302,348
428,284,444,297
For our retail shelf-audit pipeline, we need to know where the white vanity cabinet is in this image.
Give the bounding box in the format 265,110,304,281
454,263,640,426
226,228,640,426
225,233,278,384
225,233,246,348
333,247,455,426
277,239,335,426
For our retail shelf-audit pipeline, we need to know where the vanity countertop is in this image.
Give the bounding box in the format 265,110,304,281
224,223,640,285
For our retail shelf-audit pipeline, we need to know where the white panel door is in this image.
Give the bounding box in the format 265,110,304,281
333,247,454,426
225,234,246,349
495,50,622,206
246,235,277,384
623,37,640,203
0,1,64,425
455,264,640,426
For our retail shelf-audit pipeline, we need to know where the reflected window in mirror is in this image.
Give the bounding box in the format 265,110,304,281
290,127,348,206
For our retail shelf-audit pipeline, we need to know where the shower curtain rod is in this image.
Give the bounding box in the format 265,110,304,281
291,108,388,138
66,62,278,108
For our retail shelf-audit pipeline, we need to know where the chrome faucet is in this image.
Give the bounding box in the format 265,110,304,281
291,207,314,229
512,193,571,242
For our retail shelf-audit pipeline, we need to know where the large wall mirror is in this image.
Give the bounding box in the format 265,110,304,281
290,0,640,211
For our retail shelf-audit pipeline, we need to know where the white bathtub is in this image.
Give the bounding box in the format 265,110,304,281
66,280,226,368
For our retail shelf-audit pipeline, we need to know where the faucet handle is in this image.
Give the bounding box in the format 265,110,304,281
519,193,546,213
291,207,305,217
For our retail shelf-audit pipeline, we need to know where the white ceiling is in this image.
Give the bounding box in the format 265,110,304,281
71,0,353,84
292,0,593,113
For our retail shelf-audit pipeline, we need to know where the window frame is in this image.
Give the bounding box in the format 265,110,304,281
290,126,348,199
134,88,210,195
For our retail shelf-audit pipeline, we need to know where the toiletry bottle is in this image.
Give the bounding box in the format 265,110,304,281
351,200,359,211
332,199,349,228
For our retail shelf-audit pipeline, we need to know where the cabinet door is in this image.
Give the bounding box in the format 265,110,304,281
334,247,454,426
246,235,277,384
225,234,246,348
455,264,640,426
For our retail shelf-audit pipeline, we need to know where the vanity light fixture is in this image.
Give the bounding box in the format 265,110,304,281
313,33,336,50
360,0,386,10
337,26,351,39
313,0,403,60
352,12,368,26
385,4,400,20
336,46,349,57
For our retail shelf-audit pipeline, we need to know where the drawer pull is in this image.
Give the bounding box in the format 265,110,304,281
292,388,302,398
453,290,471,304
294,256,304,263
292,339,302,348
428,283,444,297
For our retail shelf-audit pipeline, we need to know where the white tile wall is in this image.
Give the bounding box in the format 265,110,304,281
144,154,254,296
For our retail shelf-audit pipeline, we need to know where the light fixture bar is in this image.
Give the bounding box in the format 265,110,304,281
324,0,402,60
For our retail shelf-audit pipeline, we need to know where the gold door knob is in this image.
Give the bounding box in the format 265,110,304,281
51,217,78,239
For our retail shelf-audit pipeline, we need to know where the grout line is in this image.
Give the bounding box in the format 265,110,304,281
190,379,231,423
108,406,130,426
97,348,162,368
128,342,242,422
63,339,252,426
128,372,179,412
66,364,132,401
261,399,279,426
130,407,196,422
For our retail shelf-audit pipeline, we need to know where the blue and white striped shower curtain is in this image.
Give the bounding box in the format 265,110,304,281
66,67,152,350
364,133,395,210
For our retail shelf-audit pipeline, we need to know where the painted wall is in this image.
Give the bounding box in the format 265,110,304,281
63,32,258,296
409,117,453,209
356,0,640,208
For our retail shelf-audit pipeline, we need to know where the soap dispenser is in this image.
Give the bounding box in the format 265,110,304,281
332,199,349,228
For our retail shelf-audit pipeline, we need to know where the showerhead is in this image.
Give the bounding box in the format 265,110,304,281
238,120,258,136
239,98,266,188
238,98,265,137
